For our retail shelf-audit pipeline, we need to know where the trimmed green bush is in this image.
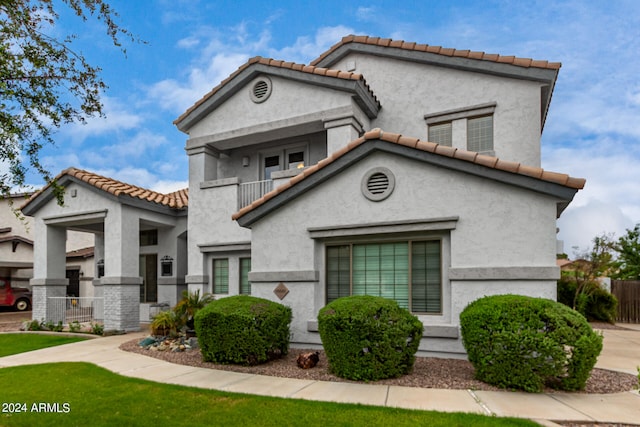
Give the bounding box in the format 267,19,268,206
460,294,603,392
195,295,292,366
318,295,423,381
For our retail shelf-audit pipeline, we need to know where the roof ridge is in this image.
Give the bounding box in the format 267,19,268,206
310,34,561,70
232,128,584,221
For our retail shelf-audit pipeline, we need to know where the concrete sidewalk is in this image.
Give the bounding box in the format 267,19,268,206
1,327,639,425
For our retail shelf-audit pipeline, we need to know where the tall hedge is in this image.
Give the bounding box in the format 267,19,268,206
318,295,423,381
460,294,603,392
195,295,292,366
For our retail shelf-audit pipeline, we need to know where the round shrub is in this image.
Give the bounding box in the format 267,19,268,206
460,294,603,392
318,295,423,381
195,295,292,366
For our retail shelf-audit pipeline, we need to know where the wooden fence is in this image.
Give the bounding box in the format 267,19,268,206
611,280,640,324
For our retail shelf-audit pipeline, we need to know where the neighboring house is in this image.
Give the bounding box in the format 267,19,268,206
23,35,585,356
1,194,95,300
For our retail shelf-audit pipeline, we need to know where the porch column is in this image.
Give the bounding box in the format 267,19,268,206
92,233,105,321
30,221,68,324
185,145,217,295
102,208,141,332
324,116,364,154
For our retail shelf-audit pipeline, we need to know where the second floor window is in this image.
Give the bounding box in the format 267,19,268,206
467,115,493,153
264,155,280,180
428,122,452,146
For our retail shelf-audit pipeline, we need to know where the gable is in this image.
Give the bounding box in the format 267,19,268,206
233,129,584,227
21,168,188,217
175,57,380,134
311,35,560,130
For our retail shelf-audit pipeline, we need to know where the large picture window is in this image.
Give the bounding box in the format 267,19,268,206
326,240,441,314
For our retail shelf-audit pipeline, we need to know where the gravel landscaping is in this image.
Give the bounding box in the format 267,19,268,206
3,317,636,394
119,331,638,394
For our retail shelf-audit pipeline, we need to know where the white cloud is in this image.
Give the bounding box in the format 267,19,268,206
145,25,355,115
151,180,189,194
271,26,354,62
60,96,143,144
544,138,640,254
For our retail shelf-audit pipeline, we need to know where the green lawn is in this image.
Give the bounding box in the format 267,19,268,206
0,334,88,357
0,334,536,426
0,362,538,427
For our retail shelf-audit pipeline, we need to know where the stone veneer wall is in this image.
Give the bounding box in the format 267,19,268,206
103,282,140,331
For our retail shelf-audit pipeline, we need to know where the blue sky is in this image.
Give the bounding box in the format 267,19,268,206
26,0,640,254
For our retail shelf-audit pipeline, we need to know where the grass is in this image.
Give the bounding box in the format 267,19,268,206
0,334,88,357
0,362,539,427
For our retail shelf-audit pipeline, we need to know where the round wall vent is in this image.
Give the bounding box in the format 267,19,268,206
361,167,395,201
250,76,272,103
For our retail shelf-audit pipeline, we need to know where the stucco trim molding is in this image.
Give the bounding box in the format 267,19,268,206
308,217,459,239
448,266,560,280
424,102,497,124
200,177,240,190
43,209,108,226
100,276,143,285
185,275,209,284
198,241,251,253
248,270,319,283
30,278,69,286
307,320,459,339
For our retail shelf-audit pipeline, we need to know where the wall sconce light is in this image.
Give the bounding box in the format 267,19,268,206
242,156,250,167
97,259,104,278
160,255,173,277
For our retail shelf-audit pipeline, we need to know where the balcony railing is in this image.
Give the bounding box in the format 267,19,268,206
238,180,273,210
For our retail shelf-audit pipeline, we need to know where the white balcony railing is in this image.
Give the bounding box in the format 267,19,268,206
238,180,273,210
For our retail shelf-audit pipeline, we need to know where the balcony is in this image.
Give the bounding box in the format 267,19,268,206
238,180,274,210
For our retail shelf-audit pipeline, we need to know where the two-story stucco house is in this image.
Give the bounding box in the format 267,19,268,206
23,35,584,356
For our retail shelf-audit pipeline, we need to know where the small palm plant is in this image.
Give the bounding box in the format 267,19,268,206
174,290,214,330
151,310,181,337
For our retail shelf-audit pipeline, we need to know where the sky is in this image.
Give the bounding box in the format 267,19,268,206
18,0,640,256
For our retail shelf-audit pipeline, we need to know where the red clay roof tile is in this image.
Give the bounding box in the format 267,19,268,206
311,34,558,71
21,168,188,211
232,128,585,221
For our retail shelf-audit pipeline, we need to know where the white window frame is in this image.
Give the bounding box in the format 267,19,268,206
260,143,309,180
424,102,496,155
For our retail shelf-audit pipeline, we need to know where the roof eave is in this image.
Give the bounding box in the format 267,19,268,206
236,139,581,228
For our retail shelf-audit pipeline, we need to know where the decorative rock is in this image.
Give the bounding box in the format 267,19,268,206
296,351,320,369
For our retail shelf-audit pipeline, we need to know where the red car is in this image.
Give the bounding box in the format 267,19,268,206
0,277,32,311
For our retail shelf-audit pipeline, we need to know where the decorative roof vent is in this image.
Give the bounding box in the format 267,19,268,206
362,167,395,201
250,76,272,103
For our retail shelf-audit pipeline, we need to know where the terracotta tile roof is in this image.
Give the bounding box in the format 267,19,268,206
174,56,379,127
22,168,188,211
310,35,561,70
232,128,585,221
66,246,94,258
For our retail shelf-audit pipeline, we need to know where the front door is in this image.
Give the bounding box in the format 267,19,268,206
139,254,157,303
66,269,80,297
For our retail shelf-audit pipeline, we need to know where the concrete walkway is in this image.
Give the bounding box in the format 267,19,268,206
1,326,639,426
